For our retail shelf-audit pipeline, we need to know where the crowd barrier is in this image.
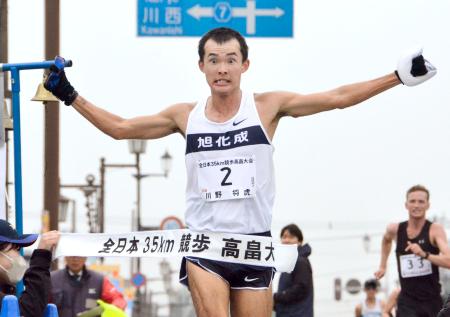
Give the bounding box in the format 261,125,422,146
0,295,58,317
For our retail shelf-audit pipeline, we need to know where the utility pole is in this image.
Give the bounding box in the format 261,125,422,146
0,0,9,98
1,0,11,219
44,0,60,231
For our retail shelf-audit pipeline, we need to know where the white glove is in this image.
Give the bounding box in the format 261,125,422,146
396,47,436,86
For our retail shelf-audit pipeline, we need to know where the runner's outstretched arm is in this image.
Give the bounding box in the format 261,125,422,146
43,56,191,139
71,96,187,140
270,47,436,118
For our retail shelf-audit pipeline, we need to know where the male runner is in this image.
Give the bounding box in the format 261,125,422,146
45,28,436,317
355,279,385,317
375,185,450,317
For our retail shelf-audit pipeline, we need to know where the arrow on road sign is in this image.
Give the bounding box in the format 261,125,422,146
187,4,214,20
187,1,285,34
233,7,284,18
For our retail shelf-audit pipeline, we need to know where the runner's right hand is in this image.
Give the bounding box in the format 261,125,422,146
374,267,385,280
44,56,78,106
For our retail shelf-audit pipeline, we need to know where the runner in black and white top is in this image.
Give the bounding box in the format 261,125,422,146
375,185,450,317
45,27,437,317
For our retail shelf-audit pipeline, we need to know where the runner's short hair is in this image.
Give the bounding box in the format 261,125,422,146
406,184,430,201
364,279,379,290
198,27,249,62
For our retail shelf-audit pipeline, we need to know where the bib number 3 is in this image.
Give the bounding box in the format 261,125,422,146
400,254,432,278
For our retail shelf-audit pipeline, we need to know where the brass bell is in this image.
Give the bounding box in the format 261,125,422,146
2,101,13,130
31,76,58,102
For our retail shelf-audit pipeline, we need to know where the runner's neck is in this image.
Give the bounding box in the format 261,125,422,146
206,90,242,122
407,218,426,236
365,297,376,307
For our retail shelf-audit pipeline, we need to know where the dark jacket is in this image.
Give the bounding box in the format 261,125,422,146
274,243,314,317
0,249,52,317
51,266,126,317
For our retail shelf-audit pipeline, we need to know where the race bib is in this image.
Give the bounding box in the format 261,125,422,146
197,156,256,201
400,254,432,278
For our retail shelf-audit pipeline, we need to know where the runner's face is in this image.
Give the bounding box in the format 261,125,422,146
281,230,300,245
199,39,249,95
365,287,377,299
405,190,429,220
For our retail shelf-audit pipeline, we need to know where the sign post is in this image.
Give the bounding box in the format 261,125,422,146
0,72,5,220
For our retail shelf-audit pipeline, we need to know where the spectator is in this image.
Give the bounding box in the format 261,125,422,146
274,224,313,317
0,219,60,317
51,256,127,317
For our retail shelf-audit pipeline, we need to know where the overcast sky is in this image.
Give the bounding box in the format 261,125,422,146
4,0,450,315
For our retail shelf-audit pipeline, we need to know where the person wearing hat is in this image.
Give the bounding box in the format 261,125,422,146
0,219,60,317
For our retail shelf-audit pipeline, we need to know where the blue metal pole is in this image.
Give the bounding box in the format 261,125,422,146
0,58,72,296
0,59,72,72
9,67,24,295
10,67,23,237
0,58,73,235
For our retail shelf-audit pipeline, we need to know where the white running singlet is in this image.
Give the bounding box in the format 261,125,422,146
184,91,275,234
361,298,382,317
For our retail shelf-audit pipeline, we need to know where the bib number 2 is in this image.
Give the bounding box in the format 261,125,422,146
197,156,256,201
220,167,232,186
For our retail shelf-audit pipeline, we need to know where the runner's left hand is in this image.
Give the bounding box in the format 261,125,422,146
405,241,426,257
396,47,436,86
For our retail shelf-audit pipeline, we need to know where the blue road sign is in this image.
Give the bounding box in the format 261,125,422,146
160,216,184,230
137,0,293,37
131,272,147,288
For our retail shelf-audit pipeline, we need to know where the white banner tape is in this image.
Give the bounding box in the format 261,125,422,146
55,229,298,273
